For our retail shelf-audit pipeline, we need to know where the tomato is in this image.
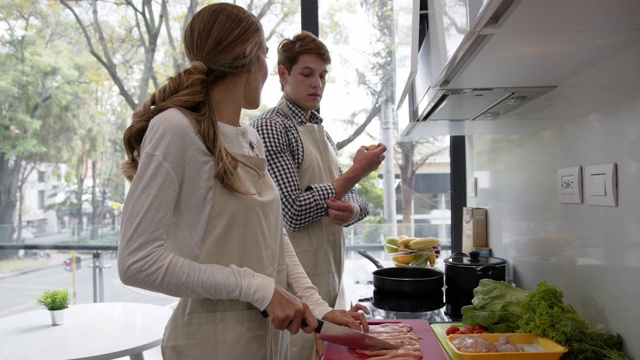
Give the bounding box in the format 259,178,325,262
474,324,488,332
473,329,485,334
465,325,475,333
455,329,471,334
445,326,460,336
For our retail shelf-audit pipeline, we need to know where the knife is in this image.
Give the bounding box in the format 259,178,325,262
261,310,398,351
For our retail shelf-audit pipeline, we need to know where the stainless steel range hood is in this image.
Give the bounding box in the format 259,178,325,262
421,86,554,121
404,0,640,136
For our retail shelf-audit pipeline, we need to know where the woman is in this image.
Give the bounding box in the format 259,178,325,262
118,3,367,359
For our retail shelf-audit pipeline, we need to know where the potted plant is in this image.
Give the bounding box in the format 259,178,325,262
36,289,70,325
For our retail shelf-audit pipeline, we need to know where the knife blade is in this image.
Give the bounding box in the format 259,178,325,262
260,310,398,351
314,318,399,351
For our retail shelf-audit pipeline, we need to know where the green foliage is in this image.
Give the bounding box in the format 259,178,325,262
354,170,384,211
517,282,626,360
517,281,591,344
361,223,383,244
461,280,627,360
0,1,91,162
1,0,128,228
36,289,70,311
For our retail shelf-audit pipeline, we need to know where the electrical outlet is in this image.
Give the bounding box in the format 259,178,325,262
558,166,582,203
561,175,576,195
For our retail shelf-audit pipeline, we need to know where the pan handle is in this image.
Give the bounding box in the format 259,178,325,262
357,249,385,269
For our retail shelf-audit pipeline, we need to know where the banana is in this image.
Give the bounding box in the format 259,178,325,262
397,237,416,247
427,253,437,266
408,237,440,250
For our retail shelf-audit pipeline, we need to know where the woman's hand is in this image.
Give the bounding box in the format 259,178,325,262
321,303,371,332
264,284,317,334
315,304,371,359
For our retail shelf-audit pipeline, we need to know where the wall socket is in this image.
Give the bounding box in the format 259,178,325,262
558,166,582,203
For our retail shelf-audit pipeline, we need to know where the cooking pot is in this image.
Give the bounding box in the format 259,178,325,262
357,250,444,295
444,287,474,320
444,251,507,290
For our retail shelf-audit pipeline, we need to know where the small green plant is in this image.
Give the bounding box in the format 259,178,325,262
36,289,70,311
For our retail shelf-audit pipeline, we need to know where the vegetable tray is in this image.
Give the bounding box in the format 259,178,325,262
446,333,568,360
431,323,463,360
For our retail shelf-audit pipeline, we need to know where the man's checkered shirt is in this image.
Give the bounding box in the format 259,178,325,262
250,97,369,232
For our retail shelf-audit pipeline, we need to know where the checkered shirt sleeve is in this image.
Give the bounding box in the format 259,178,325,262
250,103,369,231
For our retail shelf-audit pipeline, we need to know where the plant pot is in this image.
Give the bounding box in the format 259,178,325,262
49,309,67,326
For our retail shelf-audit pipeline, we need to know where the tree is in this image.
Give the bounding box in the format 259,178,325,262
396,138,449,235
342,0,450,234
325,0,385,151
50,0,301,238
60,0,299,113
0,0,94,257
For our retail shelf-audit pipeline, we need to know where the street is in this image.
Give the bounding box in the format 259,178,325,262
0,252,177,318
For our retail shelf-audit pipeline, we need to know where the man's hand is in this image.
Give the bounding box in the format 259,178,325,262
351,143,386,178
332,143,387,200
264,285,317,334
325,198,355,226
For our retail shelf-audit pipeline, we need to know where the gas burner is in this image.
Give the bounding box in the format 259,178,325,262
370,306,450,323
372,290,444,313
350,281,455,323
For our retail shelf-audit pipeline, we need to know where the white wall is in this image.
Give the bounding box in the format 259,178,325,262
20,165,65,234
466,44,640,358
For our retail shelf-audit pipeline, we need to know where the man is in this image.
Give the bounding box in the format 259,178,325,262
251,31,386,359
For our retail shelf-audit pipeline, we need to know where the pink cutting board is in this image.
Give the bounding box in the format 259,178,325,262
324,319,448,360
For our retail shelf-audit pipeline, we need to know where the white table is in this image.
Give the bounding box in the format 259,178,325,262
0,302,173,360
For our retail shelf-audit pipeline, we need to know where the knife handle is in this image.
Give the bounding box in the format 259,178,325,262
260,310,324,334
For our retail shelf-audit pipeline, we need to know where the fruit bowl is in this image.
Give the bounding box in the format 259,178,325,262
383,236,441,267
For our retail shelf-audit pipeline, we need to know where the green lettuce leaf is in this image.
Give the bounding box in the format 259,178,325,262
460,279,529,332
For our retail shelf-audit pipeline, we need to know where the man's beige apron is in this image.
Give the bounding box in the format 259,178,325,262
162,153,290,360
279,100,345,359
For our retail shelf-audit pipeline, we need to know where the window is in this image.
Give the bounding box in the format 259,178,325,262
316,1,453,248
0,1,463,324
38,190,45,210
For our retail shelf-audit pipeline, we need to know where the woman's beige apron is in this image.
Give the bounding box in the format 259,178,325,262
279,100,345,359
162,153,290,360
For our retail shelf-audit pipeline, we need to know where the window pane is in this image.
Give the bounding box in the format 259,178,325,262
317,1,452,250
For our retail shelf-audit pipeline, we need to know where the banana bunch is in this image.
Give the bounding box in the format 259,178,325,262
384,235,440,267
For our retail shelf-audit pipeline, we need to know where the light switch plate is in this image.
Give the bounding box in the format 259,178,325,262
585,163,617,206
558,166,582,204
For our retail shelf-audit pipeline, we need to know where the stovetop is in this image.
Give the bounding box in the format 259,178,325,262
350,281,456,323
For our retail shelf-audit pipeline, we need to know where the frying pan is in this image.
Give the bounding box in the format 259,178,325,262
357,250,444,295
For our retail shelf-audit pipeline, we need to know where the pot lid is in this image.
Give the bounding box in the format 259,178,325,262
445,251,507,267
